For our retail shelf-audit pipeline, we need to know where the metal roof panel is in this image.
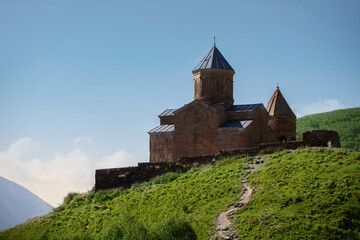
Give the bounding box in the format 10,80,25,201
158,109,177,117
193,46,234,72
148,124,175,133
220,120,253,129
227,104,262,112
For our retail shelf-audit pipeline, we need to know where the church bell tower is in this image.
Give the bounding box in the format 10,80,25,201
192,43,235,105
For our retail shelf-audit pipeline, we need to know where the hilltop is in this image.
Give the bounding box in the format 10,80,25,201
297,107,360,151
0,148,359,239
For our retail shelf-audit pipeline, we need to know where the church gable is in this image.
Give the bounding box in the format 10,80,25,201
171,100,226,158
174,100,224,126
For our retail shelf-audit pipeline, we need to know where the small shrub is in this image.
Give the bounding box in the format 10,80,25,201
152,215,197,240
92,188,123,203
99,212,150,240
60,231,92,240
98,221,123,240
52,205,65,213
153,172,180,184
86,190,96,201
63,192,81,205
36,231,51,240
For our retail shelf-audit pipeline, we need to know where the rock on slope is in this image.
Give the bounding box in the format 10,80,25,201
0,176,53,231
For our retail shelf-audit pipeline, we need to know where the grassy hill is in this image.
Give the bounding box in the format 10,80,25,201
235,148,360,239
296,107,360,151
0,148,359,239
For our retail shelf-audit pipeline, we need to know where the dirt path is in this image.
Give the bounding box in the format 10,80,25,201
215,158,263,239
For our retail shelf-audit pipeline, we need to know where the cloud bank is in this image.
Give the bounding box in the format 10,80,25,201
292,99,350,117
0,137,136,206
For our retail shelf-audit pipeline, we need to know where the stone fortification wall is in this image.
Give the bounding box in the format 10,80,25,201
95,130,339,191
95,162,190,191
180,141,304,161
96,141,304,191
302,130,341,148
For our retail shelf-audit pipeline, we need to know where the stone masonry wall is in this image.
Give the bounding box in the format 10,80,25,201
149,133,174,162
96,130,339,191
303,130,341,148
96,140,304,191
95,162,189,191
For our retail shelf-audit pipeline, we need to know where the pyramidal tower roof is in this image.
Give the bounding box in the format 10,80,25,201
193,44,234,73
266,87,296,117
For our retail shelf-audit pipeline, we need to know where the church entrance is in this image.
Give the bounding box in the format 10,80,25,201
279,135,287,142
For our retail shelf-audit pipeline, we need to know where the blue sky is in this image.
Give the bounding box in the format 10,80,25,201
0,0,359,205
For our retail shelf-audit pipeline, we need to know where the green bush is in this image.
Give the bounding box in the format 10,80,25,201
99,212,150,240
152,215,197,240
152,172,180,185
63,192,81,205
86,190,95,201
92,188,124,203
98,213,196,240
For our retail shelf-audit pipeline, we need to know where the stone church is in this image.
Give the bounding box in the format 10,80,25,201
148,44,296,162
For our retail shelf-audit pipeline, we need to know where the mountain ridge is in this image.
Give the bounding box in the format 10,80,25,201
0,176,53,231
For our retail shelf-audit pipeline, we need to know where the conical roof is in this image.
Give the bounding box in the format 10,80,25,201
266,87,296,117
193,45,234,73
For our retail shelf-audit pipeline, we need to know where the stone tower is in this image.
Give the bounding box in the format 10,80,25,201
192,44,235,105
266,86,296,142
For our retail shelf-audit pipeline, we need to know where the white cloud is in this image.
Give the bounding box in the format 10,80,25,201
96,150,137,169
292,99,351,117
0,137,135,206
7,137,40,159
73,136,92,147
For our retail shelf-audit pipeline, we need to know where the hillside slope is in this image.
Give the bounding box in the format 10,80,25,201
0,148,359,239
0,157,246,240
296,107,360,151
0,176,53,231
235,148,360,239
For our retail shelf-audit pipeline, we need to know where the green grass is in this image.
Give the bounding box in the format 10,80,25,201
296,107,360,151
0,156,247,240
235,148,360,239
1,148,359,239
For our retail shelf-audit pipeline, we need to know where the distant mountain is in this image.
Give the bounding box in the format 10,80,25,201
297,107,360,151
0,176,53,231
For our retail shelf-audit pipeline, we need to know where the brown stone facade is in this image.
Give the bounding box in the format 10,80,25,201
266,86,297,142
149,132,174,163
303,130,341,148
268,115,297,142
193,69,234,105
148,46,298,163
149,100,287,162
218,105,273,150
